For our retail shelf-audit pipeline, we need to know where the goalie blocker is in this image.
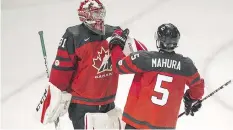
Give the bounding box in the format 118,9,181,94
35,82,72,124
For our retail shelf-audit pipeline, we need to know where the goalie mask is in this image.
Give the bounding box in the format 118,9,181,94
155,23,180,52
78,0,106,35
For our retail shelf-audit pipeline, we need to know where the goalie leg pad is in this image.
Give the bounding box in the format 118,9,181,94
84,107,125,129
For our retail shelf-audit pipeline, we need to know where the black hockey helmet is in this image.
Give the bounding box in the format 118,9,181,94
155,23,180,52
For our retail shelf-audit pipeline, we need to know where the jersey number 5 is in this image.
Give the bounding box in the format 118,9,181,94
151,74,173,106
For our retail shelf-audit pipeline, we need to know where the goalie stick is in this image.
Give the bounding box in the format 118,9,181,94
38,31,61,130
178,79,232,118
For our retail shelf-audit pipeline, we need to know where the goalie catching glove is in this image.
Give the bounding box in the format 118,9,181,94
109,28,130,50
35,82,72,124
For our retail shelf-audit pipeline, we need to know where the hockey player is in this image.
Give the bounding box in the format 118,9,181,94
109,24,205,129
36,0,148,129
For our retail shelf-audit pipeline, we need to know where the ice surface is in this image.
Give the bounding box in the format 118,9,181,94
1,0,233,129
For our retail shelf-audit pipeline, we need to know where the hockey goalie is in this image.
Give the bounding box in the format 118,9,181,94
35,36,146,129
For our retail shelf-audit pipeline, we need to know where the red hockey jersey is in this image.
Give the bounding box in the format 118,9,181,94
111,47,204,129
49,24,121,105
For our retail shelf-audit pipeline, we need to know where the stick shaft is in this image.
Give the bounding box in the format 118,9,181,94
38,31,49,78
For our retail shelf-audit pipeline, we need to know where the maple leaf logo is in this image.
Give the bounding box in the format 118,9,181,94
92,47,112,74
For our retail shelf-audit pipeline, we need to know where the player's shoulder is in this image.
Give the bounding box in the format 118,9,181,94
171,53,198,76
65,24,84,36
183,57,194,65
105,24,121,34
60,24,85,50
176,53,197,71
133,50,157,58
104,24,121,38
180,55,195,65
62,24,86,36
105,24,121,32
174,53,193,63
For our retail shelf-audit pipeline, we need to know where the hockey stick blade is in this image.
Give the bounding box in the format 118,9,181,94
178,79,232,118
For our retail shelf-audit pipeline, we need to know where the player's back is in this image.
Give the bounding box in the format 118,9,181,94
122,50,198,129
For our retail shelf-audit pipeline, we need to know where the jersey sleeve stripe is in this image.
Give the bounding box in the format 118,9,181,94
55,60,74,68
57,49,70,59
52,65,76,71
122,60,137,73
55,56,71,61
190,76,200,86
123,112,175,129
187,72,201,86
116,62,128,74
124,56,143,73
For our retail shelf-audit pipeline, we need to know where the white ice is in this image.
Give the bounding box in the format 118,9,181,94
1,0,233,129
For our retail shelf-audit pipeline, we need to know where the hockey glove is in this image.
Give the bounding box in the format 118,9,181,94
183,90,202,116
35,82,72,124
109,28,129,50
190,100,202,116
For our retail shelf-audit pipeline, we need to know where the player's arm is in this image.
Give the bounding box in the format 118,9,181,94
49,28,77,91
129,39,148,98
185,59,204,100
112,49,150,74
183,58,205,116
